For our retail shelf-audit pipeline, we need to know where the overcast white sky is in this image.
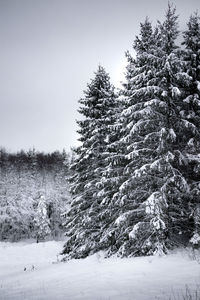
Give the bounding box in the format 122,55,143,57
0,0,200,153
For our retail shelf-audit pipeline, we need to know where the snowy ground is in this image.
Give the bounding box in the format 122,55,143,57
0,241,200,300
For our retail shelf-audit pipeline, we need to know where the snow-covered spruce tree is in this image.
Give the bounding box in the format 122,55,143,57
34,195,51,242
181,12,200,247
95,20,163,256
105,6,190,257
109,18,171,256
154,4,193,246
62,66,116,259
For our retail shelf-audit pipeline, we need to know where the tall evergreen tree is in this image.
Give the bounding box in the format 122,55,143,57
110,17,170,256
96,18,166,257
105,5,191,257
62,66,116,258
154,4,191,246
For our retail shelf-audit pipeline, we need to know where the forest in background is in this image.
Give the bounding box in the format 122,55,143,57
0,148,71,242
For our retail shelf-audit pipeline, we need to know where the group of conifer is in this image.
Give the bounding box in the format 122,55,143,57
63,4,200,259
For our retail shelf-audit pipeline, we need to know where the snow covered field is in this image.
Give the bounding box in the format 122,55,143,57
0,241,200,300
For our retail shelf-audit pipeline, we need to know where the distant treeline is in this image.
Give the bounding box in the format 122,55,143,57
0,148,71,242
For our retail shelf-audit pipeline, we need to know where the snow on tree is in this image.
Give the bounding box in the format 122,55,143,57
62,66,117,259
62,6,197,259
34,195,51,242
89,90,129,254
181,12,200,245
153,4,192,245
98,21,164,256
98,5,192,257
110,17,171,256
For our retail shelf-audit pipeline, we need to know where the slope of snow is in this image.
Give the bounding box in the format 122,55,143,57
0,240,200,300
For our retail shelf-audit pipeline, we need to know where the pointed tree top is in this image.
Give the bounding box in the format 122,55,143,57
133,17,154,53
